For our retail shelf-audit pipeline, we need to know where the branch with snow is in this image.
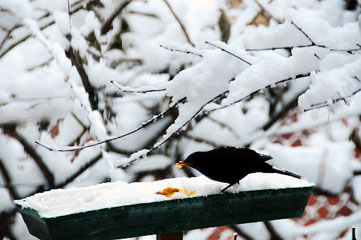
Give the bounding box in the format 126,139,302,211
35,97,186,152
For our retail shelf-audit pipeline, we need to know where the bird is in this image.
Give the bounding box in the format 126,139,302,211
176,147,301,192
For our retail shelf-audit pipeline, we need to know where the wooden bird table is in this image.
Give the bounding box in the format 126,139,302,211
15,177,313,240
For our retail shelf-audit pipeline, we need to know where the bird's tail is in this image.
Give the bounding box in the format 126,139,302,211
272,168,301,179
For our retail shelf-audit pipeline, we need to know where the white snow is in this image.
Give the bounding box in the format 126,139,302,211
15,174,313,218
2,0,361,239
266,141,353,194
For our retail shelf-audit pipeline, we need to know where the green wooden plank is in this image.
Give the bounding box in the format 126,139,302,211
17,187,313,240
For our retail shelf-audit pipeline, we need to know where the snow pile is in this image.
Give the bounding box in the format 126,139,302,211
15,174,313,218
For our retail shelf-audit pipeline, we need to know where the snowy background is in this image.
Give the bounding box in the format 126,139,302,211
1,0,361,239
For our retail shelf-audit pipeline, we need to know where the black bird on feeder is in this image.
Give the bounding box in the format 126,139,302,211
176,147,301,192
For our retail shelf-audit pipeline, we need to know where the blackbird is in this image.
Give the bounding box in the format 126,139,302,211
176,147,301,192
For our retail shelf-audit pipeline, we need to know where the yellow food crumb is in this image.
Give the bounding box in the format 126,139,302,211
156,187,181,197
183,188,197,197
156,187,197,198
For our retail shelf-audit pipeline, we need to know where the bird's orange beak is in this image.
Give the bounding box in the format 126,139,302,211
175,161,188,168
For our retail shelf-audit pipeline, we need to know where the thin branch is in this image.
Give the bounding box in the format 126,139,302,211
101,0,132,35
2,124,55,188
264,221,283,240
127,10,159,19
56,152,102,188
162,0,195,47
303,87,361,112
119,92,227,168
290,22,315,45
0,0,95,58
110,80,166,94
183,134,221,148
206,72,311,114
66,47,98,110
246,21,361,53
253,0,282,24
205,41,252,66
207,116,240,139
26,56,54,71
160,44,203,58
36,97,187,152
0,157,19,200
0,208,18,240
262,89,305,131
229,225,255,240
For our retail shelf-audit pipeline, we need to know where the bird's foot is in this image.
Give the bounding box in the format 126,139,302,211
221,183,234,193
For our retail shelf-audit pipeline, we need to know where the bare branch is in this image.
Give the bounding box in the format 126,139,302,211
206,72,311,114
66,46,98,111
160,44,203,58
101,0,132,35
264,221,283,240
119,92,227,168
253,0,282,24
183,134,221,148
207,116,240,139
0,157,19,200
110,80,166,94
0,0,95,58
290,21,316,45
35,97,187,152
246,21,361,53
26,56,54,72
56,153,102,188
205,41,252,66
229,225,255,240
2,124,55,188
303,88,361,112
162,0,195,47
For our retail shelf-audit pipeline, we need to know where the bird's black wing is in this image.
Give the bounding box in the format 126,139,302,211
215,147,272,162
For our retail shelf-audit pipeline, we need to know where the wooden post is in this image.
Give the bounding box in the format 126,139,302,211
157,232,183,240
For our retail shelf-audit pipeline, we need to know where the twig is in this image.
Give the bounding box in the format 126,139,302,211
110,80,166,94
0,208,18,240
160,44,203,58
303,87,361,112
119,92,227,168
206,72,311,114
2,124,55,188
101,0,132,35
0,157,19,200
205,41,252,66
290,22,315,45
264,221,283,240
262,88,307,131
253,0,282,24
36,97,187,152
26,56,54,71
183,134,221,148
56,152,102,188
66,47,98,110
246,21,361,53
207,116,240,139
162,0,195,47
229,225,255,240
127,10,159,19
0,0,95,58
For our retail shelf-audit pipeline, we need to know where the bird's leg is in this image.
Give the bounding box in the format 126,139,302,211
221,183,235,193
